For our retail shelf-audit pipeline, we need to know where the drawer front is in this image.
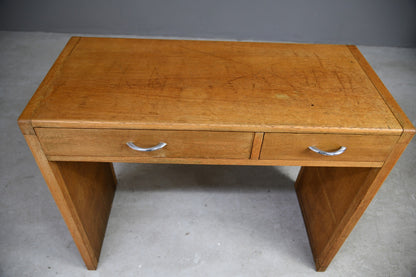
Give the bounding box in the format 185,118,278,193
36,128,254,159
260,133,398,162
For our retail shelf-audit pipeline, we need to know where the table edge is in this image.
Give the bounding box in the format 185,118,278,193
347,45,415,135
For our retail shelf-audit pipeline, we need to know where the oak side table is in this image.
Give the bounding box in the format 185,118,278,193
18,37,414,271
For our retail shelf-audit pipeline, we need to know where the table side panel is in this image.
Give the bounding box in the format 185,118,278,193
295,167,380,271
294,130,414,271
22,134,116,270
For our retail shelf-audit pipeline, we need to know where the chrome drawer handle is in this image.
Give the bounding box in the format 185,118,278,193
308,146,347,156
126,141,167,152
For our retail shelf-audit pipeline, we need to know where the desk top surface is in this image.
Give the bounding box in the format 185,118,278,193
20,37,409,135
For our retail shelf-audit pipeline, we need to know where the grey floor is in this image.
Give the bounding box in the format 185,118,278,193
1,31,415,277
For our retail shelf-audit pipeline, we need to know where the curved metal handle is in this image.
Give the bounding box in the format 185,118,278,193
308,146,346,156
126,141,167,152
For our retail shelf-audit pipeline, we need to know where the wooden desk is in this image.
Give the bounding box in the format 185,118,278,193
18,37,414,271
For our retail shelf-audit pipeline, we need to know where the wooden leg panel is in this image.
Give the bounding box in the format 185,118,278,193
55,161,116,268
24,135,116,269
295,166,380,271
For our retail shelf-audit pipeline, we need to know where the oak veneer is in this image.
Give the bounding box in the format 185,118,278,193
35,128,254,159
18,37,414,271
250,132,264,160
20,37,402,135
22,135,116,269
261,133,399,162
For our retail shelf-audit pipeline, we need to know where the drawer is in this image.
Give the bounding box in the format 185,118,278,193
260,133,399,162
35,128,254,159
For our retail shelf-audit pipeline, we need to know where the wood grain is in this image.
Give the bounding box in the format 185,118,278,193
17,37,415,272
261,133,399,162
35,128,254,159
23,37,401,135
56,161,116,266
295,166,380,271
45,155,384,168
18,37,81,135
348,45,415,133
250,132,264,159
292,47,415,271
295,130,414,271
23,134,116,270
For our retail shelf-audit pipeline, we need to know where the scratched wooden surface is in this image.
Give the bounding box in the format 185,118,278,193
17,37,415,272
21,37,401,134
